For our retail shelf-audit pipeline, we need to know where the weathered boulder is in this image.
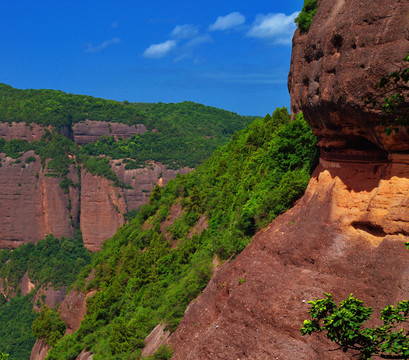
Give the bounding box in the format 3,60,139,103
288,0,409,152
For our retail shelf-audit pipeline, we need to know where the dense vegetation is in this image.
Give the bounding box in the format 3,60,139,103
0,83,145,129
82,130,228,169
295,0,318,33
32,306,66,347
0,234,92,295
0,83,255,169
46,108,318,359
0,234,92,360
0,296,37,360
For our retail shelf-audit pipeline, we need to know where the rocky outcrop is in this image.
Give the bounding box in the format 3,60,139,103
20,272,36,296
59,287,96,334
30,340,50,360
288,0,409,152
0,122,48,142
80,163,191,251
76,351,93,360
112,161,191,211
0,152,76,249
169,158,409,359
73,120,147,144
141,323,171,358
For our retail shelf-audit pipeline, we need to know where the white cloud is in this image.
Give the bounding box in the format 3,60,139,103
143,40,177,59
84,38,121,53
171,24,198,39
209,12,245,31
186,34,212,47
247,12,299,44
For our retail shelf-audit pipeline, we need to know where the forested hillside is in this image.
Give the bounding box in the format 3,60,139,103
42,108,318,360
0,83,261,359
0,235,92,359
0,83,255,168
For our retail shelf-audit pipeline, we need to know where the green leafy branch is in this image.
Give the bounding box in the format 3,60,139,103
301,293,409,359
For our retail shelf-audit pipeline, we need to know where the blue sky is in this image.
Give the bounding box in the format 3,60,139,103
0,0,303,116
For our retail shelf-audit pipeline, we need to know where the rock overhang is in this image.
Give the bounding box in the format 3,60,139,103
288,0,409,153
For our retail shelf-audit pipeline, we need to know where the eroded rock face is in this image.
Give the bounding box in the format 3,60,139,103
169,157,409,359
0,146,189,251
59,288,96,334
0,115,190,251
73,120,147,144
0,152,76,249
80,171,127,251
30,340,50,360
288,0,409,152
112,161,191,211
0,122,48,142
169,3,409,356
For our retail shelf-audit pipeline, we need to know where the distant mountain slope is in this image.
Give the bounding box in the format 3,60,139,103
0,83,256,168
0,84,256,251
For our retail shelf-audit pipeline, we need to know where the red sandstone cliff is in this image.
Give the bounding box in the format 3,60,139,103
0,152,76,249
72,120,147,144
0,122,49,142
0,151,189,251
0,119,190,251
0,158,189,252
168,1,409,358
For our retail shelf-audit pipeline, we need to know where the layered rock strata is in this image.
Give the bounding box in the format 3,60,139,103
0,150,189,250
0,122,48,142
73,120,147,144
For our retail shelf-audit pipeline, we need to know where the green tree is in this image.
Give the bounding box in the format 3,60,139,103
32,306,66,347
301,293,409,359
295,0,318,33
